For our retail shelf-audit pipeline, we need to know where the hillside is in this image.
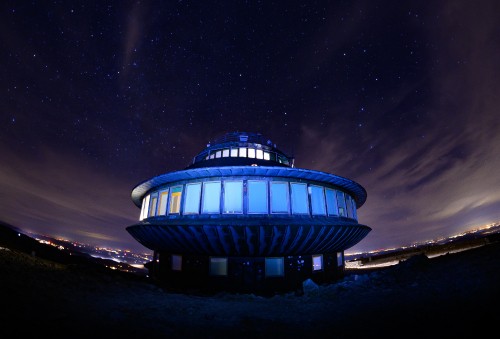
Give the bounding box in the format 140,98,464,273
1,222,499,338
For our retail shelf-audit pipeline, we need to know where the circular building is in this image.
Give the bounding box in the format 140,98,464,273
126,131,371,294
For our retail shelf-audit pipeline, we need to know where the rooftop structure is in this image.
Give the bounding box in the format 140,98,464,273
126,131,371,294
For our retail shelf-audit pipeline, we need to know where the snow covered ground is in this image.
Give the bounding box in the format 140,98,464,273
1,240,499,338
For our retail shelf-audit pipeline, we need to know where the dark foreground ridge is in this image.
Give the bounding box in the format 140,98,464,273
1,221,499,338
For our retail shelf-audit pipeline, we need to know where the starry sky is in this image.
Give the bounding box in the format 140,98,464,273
1,0,500,254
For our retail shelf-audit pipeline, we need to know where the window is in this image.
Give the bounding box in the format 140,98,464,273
346,195,353,218
309,185,326,215
202,181,221,213
248,180,267,213
239,147,247,157
312,255,323,271
351,199,358,220
184,183,201,214
248,148,256,158
158,189,169,215
210,257,228,276
172,254,182,271
215,150,222,158
169,186,183,214
263,151,270,160
230,148,238,157
223,181,243,213
149,195,158,217
336,191,346,217
140,194,150,220
256,149,263,159
290,183,308,214
270,182,289,213
222,149,229,157
337,252,343,267
265,257,284,277
325,189,338,216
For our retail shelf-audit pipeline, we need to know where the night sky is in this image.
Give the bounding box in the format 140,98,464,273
1,1,499,254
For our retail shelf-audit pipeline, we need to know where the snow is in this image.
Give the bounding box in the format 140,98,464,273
1,241,499,338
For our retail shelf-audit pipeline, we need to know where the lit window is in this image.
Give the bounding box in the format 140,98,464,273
351,199,358,220
336,191,346,217
215,150,222,158
184,183,201,214
248,181,267,213
312,255,323,271
239,147,247,157
346,195,353,218
209,154,215,159
202,181,221,213
256,149,263,159
222,149,229,157
169,186,182,214
325,188,338,216
263,152,270,160
140,195,150,220
309,185,326,215
337,252,343,267
265,257,284,277
172,254,182,271
210,257,228,276
290,183,308,214
149,195,158,217
270,182,289,213
158,189,169,215
248,148,256,158
230,148,238,157
223,181,243,213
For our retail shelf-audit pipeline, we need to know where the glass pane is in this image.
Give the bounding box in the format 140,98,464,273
215,150,222,158
239,147,247,157
230,148,238,157
325,189,338,216
270,182,289,213
158,190,169,215
149,196,158,217
210,257,228,276
256,149,263,159
184,183,201,214
223,181,243,213
222,149,229,157
291,183,308,214
265,257,284,277
310,186,326,215
140,195,150,220
169,186,183,214
263,152,270,160
172,255,182,271
202,181,221,213
312,255,323,271
351,199,358,220
248,148,256,158
336,191,346,216
248,181,267,213
346,195,353,218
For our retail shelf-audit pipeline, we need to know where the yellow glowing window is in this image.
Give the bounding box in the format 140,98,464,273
169,186,182,214
149,196,158,217
158,189,169,215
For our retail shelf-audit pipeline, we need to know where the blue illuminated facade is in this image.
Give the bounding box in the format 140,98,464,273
126,132,371,294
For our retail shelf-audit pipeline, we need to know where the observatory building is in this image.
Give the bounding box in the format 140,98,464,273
126,132,370,293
